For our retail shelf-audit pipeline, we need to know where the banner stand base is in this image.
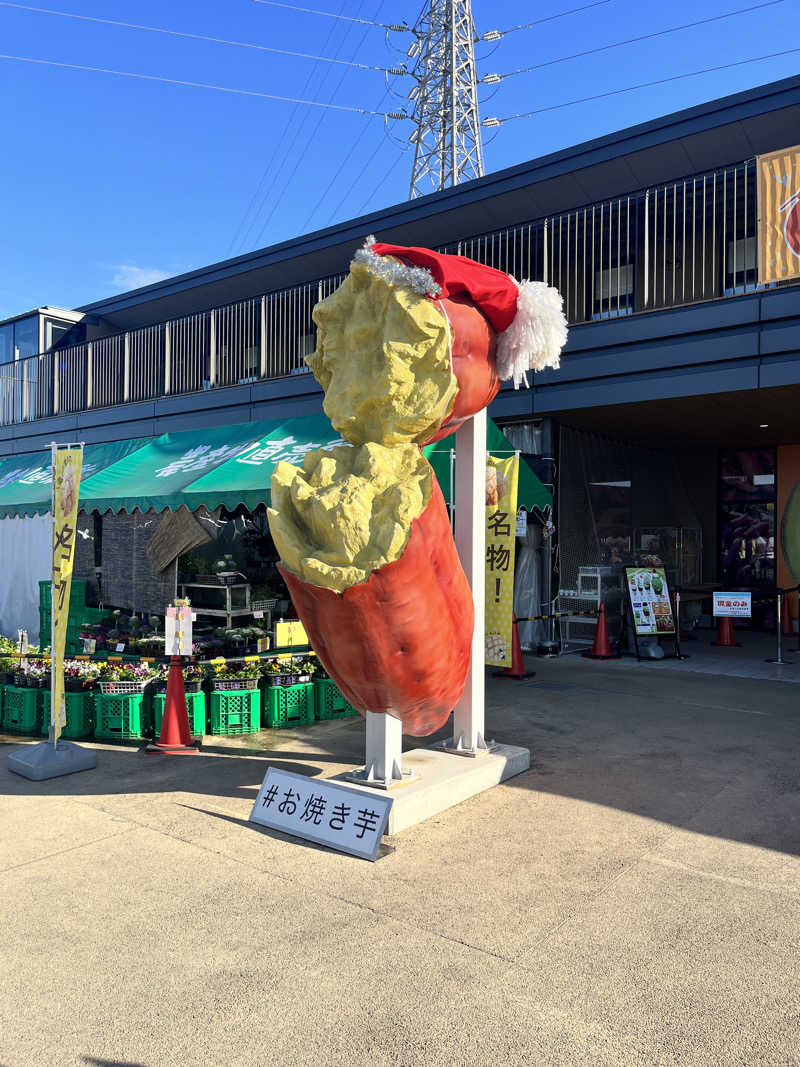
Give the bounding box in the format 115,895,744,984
8,740,97,781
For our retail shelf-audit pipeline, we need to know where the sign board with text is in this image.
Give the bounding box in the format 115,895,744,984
713,592,752,618
250,768,392,861
625,567,675,636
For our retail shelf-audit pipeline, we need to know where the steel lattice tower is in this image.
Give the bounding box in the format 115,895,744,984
407,0,484,198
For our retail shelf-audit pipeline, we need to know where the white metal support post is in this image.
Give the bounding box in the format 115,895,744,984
447,407,488,754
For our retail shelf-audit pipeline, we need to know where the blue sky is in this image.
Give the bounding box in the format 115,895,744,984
0,0,798,318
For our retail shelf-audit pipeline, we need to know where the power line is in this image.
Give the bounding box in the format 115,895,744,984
229,0,352,255
251,0,409,32
250,0,388,248
0,1,396,73
488,45,800,124
492,0,786,79
0,52,407,116
488,0,612,38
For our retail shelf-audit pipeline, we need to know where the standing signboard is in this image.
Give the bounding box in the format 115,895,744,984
757,145,800,285
713,592,752,618
250,768,392,861
484,454,519,667
50,444,84,743
625,567,675,636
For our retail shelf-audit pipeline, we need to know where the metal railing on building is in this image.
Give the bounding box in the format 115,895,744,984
0,157,783,428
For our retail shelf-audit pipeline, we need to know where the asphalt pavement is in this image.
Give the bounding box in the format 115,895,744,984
1,652,798,1066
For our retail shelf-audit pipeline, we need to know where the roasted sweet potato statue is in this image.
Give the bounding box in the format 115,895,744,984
268,239,567,736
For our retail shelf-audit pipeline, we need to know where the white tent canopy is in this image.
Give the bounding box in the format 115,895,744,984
0,515,51,644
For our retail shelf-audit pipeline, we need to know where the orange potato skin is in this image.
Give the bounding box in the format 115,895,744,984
425,293,499,445
279,479,473,737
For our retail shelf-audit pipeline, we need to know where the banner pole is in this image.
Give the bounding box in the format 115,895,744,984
50,441,56,748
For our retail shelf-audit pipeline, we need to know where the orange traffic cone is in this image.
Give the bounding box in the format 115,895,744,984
712,616,741,647
582,602,620,659
493,614,535,679
146,656,200,755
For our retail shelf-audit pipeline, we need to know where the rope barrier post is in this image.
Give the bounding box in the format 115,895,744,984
766,589,794,665
673,590,688,660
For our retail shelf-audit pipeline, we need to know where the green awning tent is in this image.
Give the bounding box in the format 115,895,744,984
0,438,151,518
0,414,551,518
423,419,552,516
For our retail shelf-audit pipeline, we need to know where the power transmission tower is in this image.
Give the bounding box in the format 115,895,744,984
407,0,484,198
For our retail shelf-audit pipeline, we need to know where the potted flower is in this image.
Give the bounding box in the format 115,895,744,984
64,659,100,692
263,658,300,687
153,662,203,694
98,661,154,693
204,658,260,691
295,657,317,684
26,661,50,689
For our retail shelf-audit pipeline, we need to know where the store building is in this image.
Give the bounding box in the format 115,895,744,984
1,74,799,649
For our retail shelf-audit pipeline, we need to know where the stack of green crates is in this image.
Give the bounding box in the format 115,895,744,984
39,580,105,654
1,684,41,735
40,689,95,739
209,684,261,735
312,677,359,722
264,681,315,729
153,690,207,737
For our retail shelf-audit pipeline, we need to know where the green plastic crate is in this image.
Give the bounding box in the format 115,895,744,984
312,678,359,722
94,692,145,740
153,691,207,737
264,682,315,729
40,579,87,612
40,690,94,739
1,685,41,735
209,689,260,735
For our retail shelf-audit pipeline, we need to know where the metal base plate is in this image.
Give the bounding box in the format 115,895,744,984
436,738,496,759
343,767,419,791
8,740,97,781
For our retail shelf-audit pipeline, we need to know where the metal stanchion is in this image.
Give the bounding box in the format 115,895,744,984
766,590,795,665
674,590,689,660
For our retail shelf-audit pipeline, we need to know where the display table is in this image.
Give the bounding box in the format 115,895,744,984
179,582,251,628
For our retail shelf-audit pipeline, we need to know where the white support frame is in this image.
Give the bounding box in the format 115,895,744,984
447,408,488,755
356,409,489,785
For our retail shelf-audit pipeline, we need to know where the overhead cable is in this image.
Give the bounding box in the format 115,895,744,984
487,0,612,38
229,0,352,255
251,0,409,32
0,1,395,72
491,0,786,79
250,0,388,247
487,45,800,125
0,53,407,116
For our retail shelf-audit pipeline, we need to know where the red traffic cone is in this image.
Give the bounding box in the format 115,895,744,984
712,616,741,647
582,602,621,660
146,656,200,755
493,614,535,679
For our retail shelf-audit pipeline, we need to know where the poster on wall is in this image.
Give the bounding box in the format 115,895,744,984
625,567,675,636
757,145,800,285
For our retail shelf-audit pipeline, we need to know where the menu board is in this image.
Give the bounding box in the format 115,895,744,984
625,567,675,636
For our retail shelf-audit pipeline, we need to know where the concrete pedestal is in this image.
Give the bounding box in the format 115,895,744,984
335,743,530,835
8,740,97,781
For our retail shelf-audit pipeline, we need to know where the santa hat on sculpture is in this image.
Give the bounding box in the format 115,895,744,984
355,236,568,389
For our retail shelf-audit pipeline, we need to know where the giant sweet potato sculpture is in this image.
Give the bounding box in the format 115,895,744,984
269,443,472,736
268,239,567,736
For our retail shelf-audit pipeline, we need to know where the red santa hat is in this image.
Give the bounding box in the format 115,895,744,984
353,237,568,388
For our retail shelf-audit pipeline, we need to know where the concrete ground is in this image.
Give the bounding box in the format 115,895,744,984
1,654,799,1067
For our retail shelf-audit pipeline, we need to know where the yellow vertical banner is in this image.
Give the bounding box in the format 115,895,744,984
757,145,800,285
51,445,83,742
484,454,519,667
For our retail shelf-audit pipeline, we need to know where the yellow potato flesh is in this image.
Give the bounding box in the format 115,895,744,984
268,442,433,593
307,261,457,446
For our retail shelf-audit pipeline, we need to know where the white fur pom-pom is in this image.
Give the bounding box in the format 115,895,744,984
496,280,568,389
